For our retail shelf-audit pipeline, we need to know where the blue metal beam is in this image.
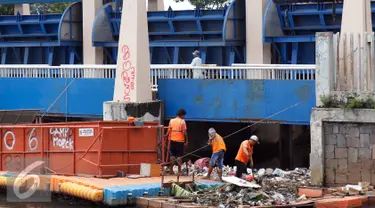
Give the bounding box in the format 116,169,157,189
264,36,316,43
94,41,245,48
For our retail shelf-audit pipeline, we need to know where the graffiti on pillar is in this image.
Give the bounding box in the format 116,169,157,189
3,130,15,150
120,45,136,102
49,128,73,150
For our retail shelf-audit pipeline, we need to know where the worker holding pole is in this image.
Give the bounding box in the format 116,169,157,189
166,109,188,175
234,135,259,178
203,128,226,181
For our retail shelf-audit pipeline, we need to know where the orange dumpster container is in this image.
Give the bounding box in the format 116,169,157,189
0,121,163,177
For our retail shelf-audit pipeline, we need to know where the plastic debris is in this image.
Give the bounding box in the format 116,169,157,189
297,194,307,201
171,183,192,197
256,168,266,177
273,168,287,177
271,192,285,203
166,159,313,207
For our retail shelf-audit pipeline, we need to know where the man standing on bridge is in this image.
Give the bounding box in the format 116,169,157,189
235,135,259,178
191,50,204,79
166,109,188,175
203,128,226,181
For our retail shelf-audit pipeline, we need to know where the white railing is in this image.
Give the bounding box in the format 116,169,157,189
0,64,316,90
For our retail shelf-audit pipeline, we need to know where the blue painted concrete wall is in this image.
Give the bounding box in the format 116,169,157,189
158,79,316,125
0,78,315,124
0,78,114,117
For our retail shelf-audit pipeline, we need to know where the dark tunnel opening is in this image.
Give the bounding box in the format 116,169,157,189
164,120,311,170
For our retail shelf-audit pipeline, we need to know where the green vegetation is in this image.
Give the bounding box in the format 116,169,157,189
31,3,70,14
0,3,70,15
173,0,229,9
0,5,14,15
319,94,375,109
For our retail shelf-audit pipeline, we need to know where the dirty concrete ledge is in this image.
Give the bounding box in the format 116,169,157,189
136,195,375,208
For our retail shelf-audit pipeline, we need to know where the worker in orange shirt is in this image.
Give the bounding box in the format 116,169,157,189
166,109,188,175
235,135,259,178
203,128,226,181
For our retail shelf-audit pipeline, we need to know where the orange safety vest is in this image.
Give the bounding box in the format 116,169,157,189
169,117,186,142
210,133,226,153
235,140,253,164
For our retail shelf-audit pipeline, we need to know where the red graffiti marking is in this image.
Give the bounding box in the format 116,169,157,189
120,45,136,102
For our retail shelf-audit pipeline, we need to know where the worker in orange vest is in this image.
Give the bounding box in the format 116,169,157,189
203,128,226,181
166,109,188,175
234,135,259,178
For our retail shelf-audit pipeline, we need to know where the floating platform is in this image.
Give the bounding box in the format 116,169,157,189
0,173,223,206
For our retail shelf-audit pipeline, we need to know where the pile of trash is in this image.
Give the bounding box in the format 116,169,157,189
195,168,310,207
165,158,236,180
168,161,312,207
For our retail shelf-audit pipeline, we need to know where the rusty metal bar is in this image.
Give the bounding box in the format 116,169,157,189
82,158,98,167
73,126,76,175
161,128,165,163
37,150,158,153
41,127,44,173
44,166,57,173
97,129,103,177
101,125,164,129
99,164,141,167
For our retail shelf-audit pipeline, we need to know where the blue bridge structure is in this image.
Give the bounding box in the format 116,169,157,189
92,0,246,66
0,1,82,65
264,0,375,64
0,0,363,126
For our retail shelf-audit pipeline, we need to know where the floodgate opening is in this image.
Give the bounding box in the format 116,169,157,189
165,120,311,170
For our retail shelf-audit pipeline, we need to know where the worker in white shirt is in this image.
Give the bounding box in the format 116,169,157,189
191,50,204,79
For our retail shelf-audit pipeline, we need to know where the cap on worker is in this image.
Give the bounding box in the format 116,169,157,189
192,50,200,56
208,128,216,139
250,135,260,144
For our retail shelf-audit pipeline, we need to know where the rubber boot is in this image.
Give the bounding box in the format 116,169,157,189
218,169,223,182
203,166,214,180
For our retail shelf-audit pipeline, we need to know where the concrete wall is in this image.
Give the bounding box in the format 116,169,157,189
0,78,113,116
103,100,163,124
311,108,375,186
158,79,316,124
324,122,375,186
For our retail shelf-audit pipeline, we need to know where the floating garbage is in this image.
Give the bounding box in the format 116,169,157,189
166,159,312,207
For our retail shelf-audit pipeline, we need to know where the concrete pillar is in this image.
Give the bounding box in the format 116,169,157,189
104,0,162,123
148,0,164,11
82,0,103,64
341,0,372,33
315,32,334,107
114,0,151,103
246,0,282,64
14,4,30,15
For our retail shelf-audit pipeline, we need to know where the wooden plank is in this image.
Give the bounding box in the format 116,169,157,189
357,33,361,92
372,32,375,91
338,32,346,91
349,33,354,91
335,32,341,91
